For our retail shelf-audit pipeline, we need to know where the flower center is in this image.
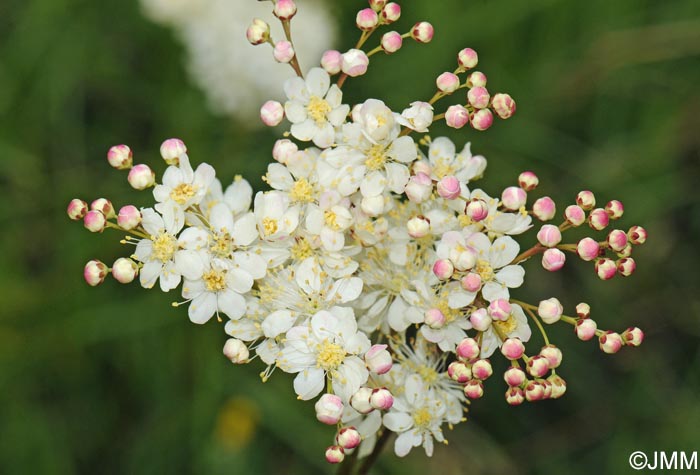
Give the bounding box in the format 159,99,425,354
431,158,456,180
291,237,314,260
152,232,178,262
412,407,432,429
316,341,346,371
262,217,278,236
364,144,387,171
417,365,439,384
170,183,197,205
324,210,341,231
436,299,460,323
307,96,332,125
493,314,517,335
475,259,494,281
203,269,227,292
212,232,232,257
290,178,314,203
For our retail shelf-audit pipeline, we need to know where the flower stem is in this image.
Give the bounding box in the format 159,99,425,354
281,20,304,78
511,244,545,265
357,430,392,475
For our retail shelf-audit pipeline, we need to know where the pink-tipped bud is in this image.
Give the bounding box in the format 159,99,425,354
456,337,480,362
466,71,487,88
448,361,472,383
501,338,525,360
506,387,525,405
501,186,527,210
575,318,597,341
67,199,88,221
424,308,446,329
107,144,133,170
407,215,430,238
576,190,596,210
272,139,298,163
315,394,344,424
617,243,633,258
564,204,586,226
622,327,644,347
273,0,297,20
533,196,556,221
356,8,379,30
577,237,600,262
325,446,345,464
369,387,394,410
469,307,491,331
540,345,562,369
260,100,285,126
465,199,489,222
542,248,566,272
404,172,433,203
617,257,636,277
628,225,647,245
595,258,616,280
576,302,591,318
369,0,387,11
336,427,361,450
457,48,478,69
436,72,460,94
321,50,343,75
341,49,369,77
159,138,186,165
117,205,141,231
504,366,527,387
464,380,484,399
380,31,403,53
525,381,546,402
541,380,553,399
537,297,563,324
412,160,431,176
599,331,623,354
90,198,115,219
547,374,567,399
128,164,155,190
588,208,610,231
223,338,249,363
518,171,539,191
472,359,493,380
491,93,516,119
605,200,624,219
84,259,108,286
381,2,401,23
432,258,454,280
526,355,549,378
365,344,393,374
607,229,628,252
411,21,434,43
246,18,270,45
461,272,483,293
537,224,562,247
111,257,138,284
488,299,511,321
445,105,470,129
83,210,106,233
436,175,461,200
350,387,374,414
273,40,295,64
467,86,490,109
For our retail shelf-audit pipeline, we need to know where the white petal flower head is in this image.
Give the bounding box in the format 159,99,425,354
479,303,532,358
284,67,350,148
253,190,300,242
466,232,525,302
153,154,216,225
304,191,353,252
397,101,433,133
468,188,532,236
426,137,487,183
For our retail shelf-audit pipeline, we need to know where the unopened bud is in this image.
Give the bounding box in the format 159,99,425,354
83,210,106,233
456,337,480,362
628,225,647,245
488,298,511,321
67,199,88,221
537,224,562,247
369,387,394,410
272,139,298,163
518,171,539,191
465,199,489,221
381,2,401,23
576,302,591,319
336,427,361,450
90,198,115,219
321,50,343,75
525,381,545,402
342,49,369,77
159,138,186,165
445,104,469,129
575,318,597,341
622,326,644,347
404,172,433,203
273,41,295,64
407,215,430,238
504,366,526,387
466,71,487,88
356,8,379,30
380,31,403,53
457,48,478,69
436,175,461,199
424,308,446,329
539,345,562,369
223,338,249,363
506,386,525,405
325,446,345,464
501,186,526,210
411,21,434,43
595,258,616,280
469,307,491,331
432,258,454,280
436,72,460,94
588,208,610,231
532,196,556,221
464,380,484,399
127,164,155,190
564,204,586,226
599,331,623,354
542,248,566,272
365,344,393,374
577,237,600,261
491,93,516,119
607,229,628,252
84,259,108,286
112,257,138,284
467,86,490,109
261,101,285,127
576,190,596,210
547,374,567,399
537,297,563,324
350,387,374,414
472,359,493,380
315,394,344,424
246,18,270,45
526,355,549,378
273,0,297,20
501,338,525,360
448,361,472,383
107,144,133,169
617,257,636,277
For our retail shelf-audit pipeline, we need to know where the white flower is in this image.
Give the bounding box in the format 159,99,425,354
425,137,487,182
253,190,300,242
153,155,216,225
479,303,532,358
397,101,433,133
467,188,532,236
464,232,525,302
304,191,353,252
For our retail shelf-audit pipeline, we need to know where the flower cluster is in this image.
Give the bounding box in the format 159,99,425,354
68,0,647,469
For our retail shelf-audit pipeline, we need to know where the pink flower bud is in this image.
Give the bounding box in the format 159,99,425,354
411,21,434,43
325,446,345,464
599,331,623,354
488,299,511,321
532,196,556,221
407,215,430,238
526,355,549,378
336,427,361,450
67,199,88,221
273,0,297,20
564,204,586,226
472,359,493,380
607,229,628,252
577,237,600,261
128,164,155,190
469,308,491,331
272,139,298,163
83,210,106,233
356,8,379,30
404,172,433,203
159,138,186,165
457,48,478,69
548,374,567,399
464,380,484,399
273,41,295,64
616,243,633,258
537,297,563,324
617,257,636,277
537,224,562,247
525,381,546,402
432,258,454,280
341,49,369,77
588,208,610,231
448,361,472,383
369,0,387,11
424,308,446,329
369,387,394,410
350,387,374,414
111,257,138,284
467,86,490,109
501,186,527,210
380,31,403,53
542,248,566,272
461,273,482,293
91,198,115,219
491,93,516,119
541,380,553,399
436,72,460,94
575,318,597,341
539,345,562,369
381,2,401,23
260,100,285,126
622,326,644,347
84,259,108,286
605,199,624,219
246,18,270,45
506,387,525,405
576,302,591,318
466,71,487,88
456,337,480,362
445,104,470,129
321,50,343,75
436,175,461,199
501,338,525,360
595,258,616,280
504,367,526,387
576,190,596,210
628,225,647,245
223,338,249,363
107,144,133,170
315,394,344,424
465,199,489,222
518,171,539,191
365,344,393,374
452,247,478,272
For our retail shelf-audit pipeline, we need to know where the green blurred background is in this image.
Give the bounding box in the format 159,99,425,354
1,0,699,473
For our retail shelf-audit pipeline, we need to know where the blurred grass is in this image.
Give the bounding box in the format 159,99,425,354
1,0,699,473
